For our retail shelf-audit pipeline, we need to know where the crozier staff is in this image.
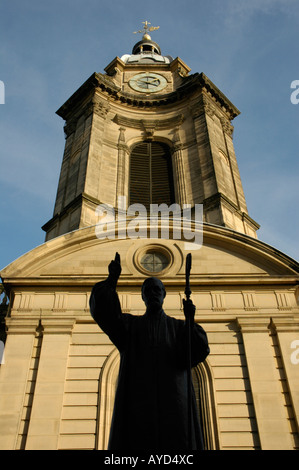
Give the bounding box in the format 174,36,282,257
90,252,210,450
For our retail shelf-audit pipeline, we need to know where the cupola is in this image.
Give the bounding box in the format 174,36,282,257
120,21,173,65
132,35,161,55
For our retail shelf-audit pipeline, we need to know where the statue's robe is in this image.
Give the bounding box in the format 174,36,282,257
90,279,210,450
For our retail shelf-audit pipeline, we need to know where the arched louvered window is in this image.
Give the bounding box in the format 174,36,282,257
129,142,175,209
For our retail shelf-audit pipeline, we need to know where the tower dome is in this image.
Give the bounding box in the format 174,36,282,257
132,36,161,55
120,22,173,65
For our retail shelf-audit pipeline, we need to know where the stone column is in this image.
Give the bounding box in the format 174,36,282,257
0,318,39,449
238,317,294,450
25,318,75,450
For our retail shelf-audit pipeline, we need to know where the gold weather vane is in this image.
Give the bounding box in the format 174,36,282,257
133,21,160,38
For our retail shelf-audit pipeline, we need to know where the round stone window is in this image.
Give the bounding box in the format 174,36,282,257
140,251,170,273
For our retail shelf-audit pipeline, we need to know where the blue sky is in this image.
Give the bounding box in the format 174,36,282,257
0,0,298,270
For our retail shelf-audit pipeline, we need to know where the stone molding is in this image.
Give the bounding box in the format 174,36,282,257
113,113,184,131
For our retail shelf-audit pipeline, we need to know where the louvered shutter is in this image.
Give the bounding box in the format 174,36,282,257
129,142,174,209
129,142,151,208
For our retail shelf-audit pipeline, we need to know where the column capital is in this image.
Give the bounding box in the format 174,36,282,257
5,318,40,335
41,318,75,335
237,316,271,333
271,316,299,332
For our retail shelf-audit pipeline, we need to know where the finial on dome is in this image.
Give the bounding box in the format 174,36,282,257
133,20,160,40
143,32,152,40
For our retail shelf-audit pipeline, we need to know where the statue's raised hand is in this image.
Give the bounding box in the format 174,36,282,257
108,252,122,287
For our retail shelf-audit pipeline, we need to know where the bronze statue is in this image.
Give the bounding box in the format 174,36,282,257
90,252,209,450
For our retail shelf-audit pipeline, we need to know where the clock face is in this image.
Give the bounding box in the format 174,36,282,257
129,73,167,93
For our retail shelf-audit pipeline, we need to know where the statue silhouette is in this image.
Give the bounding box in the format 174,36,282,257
90,252,209,450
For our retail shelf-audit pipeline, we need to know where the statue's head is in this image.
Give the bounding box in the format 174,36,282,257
141,277,166,309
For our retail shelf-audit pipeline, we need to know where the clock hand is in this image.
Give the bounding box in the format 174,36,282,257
147,78,160,85
138,77,160,83
136,80,150,88
136,78,159,88
132,75,162,90
139,78,160,88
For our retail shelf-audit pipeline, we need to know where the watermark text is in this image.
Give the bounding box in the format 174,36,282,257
95,196,203,250
290,340,299,365
0,81,4,104
290,80,299,104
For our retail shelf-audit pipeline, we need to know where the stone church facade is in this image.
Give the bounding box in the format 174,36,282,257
0,26,298,450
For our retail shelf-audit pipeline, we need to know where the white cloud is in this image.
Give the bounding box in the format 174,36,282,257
225,0,299,19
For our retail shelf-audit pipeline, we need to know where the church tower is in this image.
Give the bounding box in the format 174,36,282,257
0,23,298,451
42,22,259,241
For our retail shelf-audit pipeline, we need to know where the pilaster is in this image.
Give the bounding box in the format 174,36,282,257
0,318,39,449
25,318,75,450
171,127,187,206
237,317,294,449
116,127,130,204
271,317,299,434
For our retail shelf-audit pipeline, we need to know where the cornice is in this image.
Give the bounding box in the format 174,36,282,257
56,71,240,121
203,192,260,230
42,192,102,233
2,275,299,289
197,73,240,119
104,56,191,76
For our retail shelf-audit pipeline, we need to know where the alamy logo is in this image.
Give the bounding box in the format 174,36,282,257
0,341,4,365
0,81,4,104
290,80,299,104
290,340,299,365
95,196,203,250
